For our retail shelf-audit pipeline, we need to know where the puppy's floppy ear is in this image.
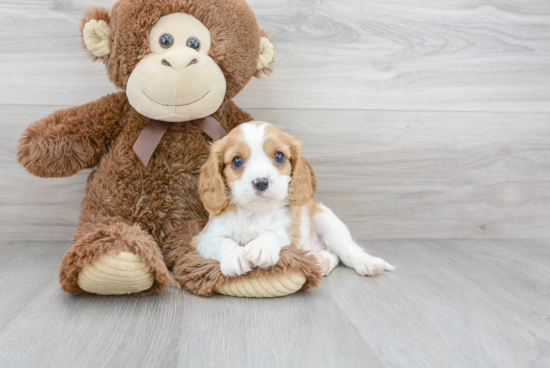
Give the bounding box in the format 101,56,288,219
254,30,274,78
288,138,316,206
81,7,111,61
199,140,228,216
304,158,317,194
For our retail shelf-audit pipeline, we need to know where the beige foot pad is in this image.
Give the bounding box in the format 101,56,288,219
77,251,154,295
214,271,306,298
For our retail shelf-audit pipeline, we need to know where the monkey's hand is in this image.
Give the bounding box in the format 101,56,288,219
17,92,127,178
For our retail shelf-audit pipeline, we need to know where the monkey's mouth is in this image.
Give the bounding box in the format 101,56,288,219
142,90,210,107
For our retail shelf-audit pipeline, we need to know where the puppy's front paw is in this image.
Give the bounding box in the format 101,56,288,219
243,240,280,268
353,253,394,276
220,248,251,277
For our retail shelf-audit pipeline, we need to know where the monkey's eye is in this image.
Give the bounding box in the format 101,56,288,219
159,34,174,49
187,37,200,50
232,156,243,169
275,152,285,164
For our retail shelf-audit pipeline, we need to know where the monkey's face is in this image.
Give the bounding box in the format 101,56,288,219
81,1,275,117
126,13,227,122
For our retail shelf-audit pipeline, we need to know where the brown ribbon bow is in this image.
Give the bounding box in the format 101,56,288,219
132,116,228,167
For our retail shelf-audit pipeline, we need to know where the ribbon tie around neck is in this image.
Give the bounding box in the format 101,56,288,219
132,116,228,167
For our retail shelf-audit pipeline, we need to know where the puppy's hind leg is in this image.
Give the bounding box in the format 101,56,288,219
312,204,394,276
315,250,339,276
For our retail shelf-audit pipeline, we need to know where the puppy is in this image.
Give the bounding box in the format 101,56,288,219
193,122,394,277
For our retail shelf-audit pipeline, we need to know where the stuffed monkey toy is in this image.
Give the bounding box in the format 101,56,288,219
17,0,321,297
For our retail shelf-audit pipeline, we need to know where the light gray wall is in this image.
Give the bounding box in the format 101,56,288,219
1,0,549,240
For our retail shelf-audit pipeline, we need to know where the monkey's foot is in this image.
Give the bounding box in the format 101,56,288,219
77,251,154,295
174,245,323,298
60,222,174,296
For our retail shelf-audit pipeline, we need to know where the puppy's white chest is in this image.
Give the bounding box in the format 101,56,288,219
231,209,290,245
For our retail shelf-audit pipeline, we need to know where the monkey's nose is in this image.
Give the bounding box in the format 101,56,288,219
161,58,197,69
253,178,269,192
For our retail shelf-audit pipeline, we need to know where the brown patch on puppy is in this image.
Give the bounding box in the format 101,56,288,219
263,124,292,177
221,129,250,187
199,139,228,216
286,204,303,246
306,200,324,217
199,127,253,216
286,200,323,249
288,140,315,206
305,200,323,241
262,123,316,206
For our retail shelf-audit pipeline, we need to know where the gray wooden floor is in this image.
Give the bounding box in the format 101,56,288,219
0,239,548,368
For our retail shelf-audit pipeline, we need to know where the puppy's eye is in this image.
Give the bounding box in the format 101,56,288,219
159,34,174,49
187,37,200,50
232,156,243,168
274,152,285,164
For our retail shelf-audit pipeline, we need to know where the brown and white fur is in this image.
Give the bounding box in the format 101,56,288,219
193,122,394,277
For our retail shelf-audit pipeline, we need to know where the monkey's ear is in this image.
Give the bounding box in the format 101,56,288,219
80,8,111,60
254,31,274,78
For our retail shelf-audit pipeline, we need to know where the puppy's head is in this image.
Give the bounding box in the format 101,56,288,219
199,122,316,215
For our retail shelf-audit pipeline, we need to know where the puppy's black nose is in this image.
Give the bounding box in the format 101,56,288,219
253,178,269,192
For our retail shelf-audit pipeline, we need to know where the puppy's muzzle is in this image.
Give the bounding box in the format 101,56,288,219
253,178,269,192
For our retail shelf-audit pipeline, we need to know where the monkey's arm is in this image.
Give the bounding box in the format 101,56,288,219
17,92,128,178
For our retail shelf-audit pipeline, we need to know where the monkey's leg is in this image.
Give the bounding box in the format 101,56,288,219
162,217,208,269
60,221,174,296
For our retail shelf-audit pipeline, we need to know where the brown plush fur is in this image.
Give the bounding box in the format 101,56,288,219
17,0,320,297
87,0,264,100
60,222,174,296
173,245,323,296
18,89,253,294
18,93,129,178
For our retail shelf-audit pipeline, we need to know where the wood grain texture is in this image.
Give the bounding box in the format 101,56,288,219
324,239,550,367
0,0,549,111
0,240,548,367
1,1,549,238
2,105,549,240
